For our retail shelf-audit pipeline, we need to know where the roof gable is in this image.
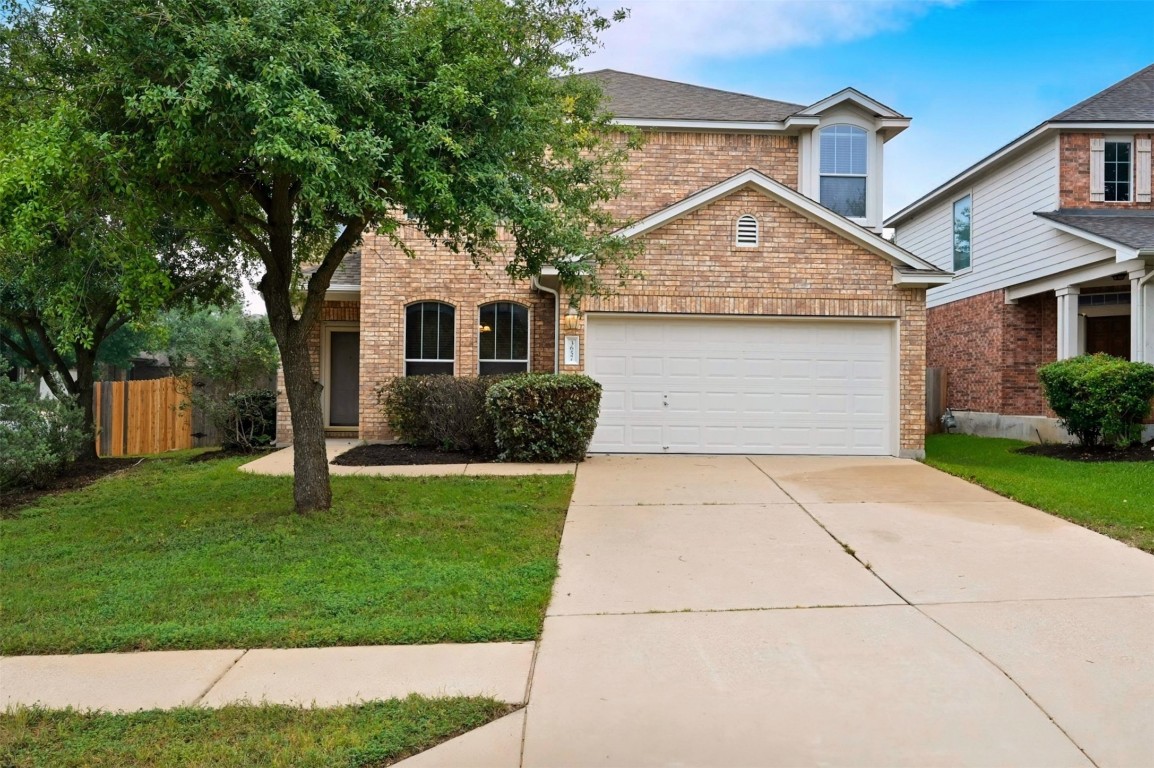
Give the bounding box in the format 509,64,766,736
617,169,949,285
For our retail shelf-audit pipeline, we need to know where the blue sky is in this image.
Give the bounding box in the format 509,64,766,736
581,0,1154,216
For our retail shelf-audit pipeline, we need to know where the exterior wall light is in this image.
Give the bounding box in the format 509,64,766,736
562,307,581,332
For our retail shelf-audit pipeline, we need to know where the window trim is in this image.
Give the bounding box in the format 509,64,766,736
818,123,869,221
951,192,973,274
404,300,456,376
1103,136,1133,204
478,301,531,375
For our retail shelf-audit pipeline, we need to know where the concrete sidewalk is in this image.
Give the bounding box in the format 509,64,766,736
1,642,535,712
238,440,575,477
411,454,1152,768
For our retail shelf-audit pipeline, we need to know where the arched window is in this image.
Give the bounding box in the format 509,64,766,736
479,302,529,375
735,214,759,246
819,124,867,218
405,302,455,375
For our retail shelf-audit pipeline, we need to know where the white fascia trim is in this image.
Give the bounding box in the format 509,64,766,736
611,117,787,133
1004,258,1147,303
782,115,821,129
893,268,952,287
1040,218,1141,261
539,265,559,276
614,168,948,278
796,88,907,119
324,285,361,301
887,125,1053,226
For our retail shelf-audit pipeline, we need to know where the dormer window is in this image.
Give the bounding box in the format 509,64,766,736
819,124,867,218
736,215,759,246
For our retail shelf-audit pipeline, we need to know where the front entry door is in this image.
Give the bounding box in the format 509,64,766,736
329,331,360,427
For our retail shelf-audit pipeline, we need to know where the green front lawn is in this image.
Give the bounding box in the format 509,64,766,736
0,697,511,768
0,455,571,655
925,434,1154,553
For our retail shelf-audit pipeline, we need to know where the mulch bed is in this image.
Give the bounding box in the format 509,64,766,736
0,457,140,515
1017,440,1154,463
331,443,491,466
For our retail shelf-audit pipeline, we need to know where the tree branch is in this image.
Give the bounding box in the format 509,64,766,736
296,217,367,332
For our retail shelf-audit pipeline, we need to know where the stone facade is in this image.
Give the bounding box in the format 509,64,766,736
1059,132,1154,209
279,129,931,454
926,289,1056,418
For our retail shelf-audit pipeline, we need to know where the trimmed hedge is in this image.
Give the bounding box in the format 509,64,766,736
1037,354,1154,448
485,374,602,462
377,375,503,456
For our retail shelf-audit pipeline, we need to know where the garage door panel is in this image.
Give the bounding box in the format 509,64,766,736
586,315,895,455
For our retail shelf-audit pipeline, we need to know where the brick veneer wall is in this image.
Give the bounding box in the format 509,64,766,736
926,288,1056,418
563,188,928,454
276,301,360,443
1059,132,1154,209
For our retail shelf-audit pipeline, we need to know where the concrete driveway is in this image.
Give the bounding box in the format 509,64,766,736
517,455,1154,767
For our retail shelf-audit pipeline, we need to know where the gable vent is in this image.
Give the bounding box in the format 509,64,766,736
736,214,759,246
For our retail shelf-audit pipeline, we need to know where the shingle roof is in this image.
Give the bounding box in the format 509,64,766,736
1036,209,1154,250
304,249,361,287
1050,63,1154,122
577,69,805,122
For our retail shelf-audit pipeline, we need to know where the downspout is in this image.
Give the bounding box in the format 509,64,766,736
531,275,560,373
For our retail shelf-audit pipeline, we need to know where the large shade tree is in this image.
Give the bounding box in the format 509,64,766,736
0,101,238,458
3,0,636,511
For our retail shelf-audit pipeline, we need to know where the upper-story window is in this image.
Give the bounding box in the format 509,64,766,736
952,194,972,272
819,124,868,218
405,301,455,375
1104,139,1132,202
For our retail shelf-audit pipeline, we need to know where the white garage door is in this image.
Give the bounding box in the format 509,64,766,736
585,314,897,455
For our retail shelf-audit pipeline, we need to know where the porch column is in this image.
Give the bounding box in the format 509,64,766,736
1055,287,1081,360
1134,268,1154,363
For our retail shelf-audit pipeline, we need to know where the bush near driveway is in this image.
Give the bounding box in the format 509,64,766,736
378,375,504,456
0,455,571,654
487,374,602,462
1037,354,1154,449
925,433,1154,553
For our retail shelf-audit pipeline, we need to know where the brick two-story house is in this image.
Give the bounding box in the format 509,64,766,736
278,70,949,458
888,63,1154,441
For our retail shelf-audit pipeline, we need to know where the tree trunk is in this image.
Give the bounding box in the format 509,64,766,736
73,358,98,461
278,335,332,513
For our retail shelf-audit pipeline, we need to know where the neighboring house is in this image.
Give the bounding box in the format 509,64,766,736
888,63,1154,441
278,70,949,458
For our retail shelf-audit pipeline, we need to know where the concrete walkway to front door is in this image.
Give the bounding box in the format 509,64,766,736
409,454,1154,767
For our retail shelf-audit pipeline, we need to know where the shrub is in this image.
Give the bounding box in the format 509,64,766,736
1038,354,1154,448
378,375,502,455
218,388,277,451
0,372,88,491
485,374,602,462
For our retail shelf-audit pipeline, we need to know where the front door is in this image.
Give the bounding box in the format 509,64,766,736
329,331,360,427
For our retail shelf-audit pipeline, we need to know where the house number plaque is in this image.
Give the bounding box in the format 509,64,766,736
564,335,580,365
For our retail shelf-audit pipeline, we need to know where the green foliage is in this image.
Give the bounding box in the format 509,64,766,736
378,375,503,456
1037,354,1154,448
0,698,512,768
0,455,572,653
0,367,88,492
163,305,279,451
486,374,602,462
925,434,1154,553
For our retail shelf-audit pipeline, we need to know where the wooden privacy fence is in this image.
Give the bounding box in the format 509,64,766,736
925,367,947,434
94,377,194,457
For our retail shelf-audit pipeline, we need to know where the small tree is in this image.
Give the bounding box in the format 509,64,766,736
162,305,280,451
1038,354,1154,449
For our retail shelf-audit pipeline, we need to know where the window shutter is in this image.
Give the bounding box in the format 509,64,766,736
1089,137,1105,202
1137,137,1152,203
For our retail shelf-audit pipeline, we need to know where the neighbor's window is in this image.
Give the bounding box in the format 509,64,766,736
479,302,529,375
405,302,455,375
819,124,868,218
1105,140,1132,202
953,194,972,272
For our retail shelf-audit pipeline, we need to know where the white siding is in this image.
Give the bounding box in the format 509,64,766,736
895,135,1114,308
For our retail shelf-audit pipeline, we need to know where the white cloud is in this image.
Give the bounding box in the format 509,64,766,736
581,0,956,78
